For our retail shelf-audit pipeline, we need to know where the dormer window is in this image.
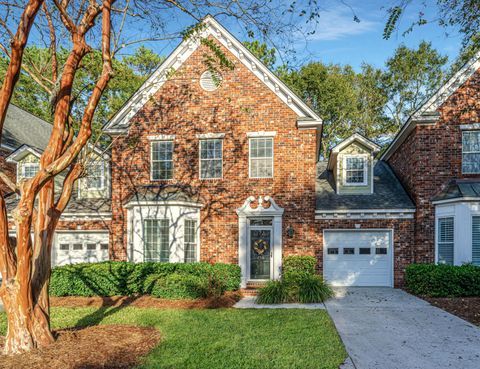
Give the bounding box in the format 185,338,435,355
85,162,105,190
22,163,39,179
343,155,368,186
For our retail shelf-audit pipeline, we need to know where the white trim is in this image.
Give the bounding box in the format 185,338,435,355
315,208,415,220
322,228,394,287
6,144,42,163
103,15,322,134
342,154,368,187
248,137,274,179
435,214,455,265
246,131,277,138
147,134,176,141
54,229,110,234
432,197,480,205
331,133,380,154
195,133,225,139
460,123,480,130
199,138,223,180
124,200,203,209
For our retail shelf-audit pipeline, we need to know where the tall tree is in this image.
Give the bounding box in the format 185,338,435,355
0,0,323,355
243,40,276,69
382,41,448,128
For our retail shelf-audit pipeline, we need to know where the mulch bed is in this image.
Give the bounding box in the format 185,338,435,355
50,291,242,309
424,297,480,326
0,325,160,369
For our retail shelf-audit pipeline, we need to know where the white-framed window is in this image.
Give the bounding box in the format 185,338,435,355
184,219,197,263
437,216,454,265
144,219,170,262
249,137,273,178
200,139,222,179
472,216,480,266
462,131,480,173
22,162,39,179
85,161,105,190
151,140,174,180
343,155,368,186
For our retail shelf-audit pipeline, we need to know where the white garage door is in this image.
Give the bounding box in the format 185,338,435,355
53,232,109,266
324,230,393,287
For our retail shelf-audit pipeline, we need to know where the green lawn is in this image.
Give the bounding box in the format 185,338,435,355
0,307,346,369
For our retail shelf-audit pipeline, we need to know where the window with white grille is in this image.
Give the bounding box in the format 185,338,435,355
249,137,273,178
200,139,222,179
462,131,480,173
144,219,170,262
184,219,197,263
22,163,39,179
344,156,367,185
85,162,105,190
437,217,454,265
151,141,173,180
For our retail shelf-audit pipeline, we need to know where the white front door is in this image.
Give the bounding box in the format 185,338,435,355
323,230,393,287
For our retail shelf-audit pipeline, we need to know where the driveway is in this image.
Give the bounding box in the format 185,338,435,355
325,287,480,369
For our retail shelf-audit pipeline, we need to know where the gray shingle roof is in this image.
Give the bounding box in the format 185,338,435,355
432,179,480,202
2,104,52,150
316,160,415,211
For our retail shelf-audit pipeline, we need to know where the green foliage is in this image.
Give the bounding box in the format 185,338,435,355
243,40,277,69
282,255,317,283
405,263,480,297
257,256,332,304
49,261,241,298
383,6,403,40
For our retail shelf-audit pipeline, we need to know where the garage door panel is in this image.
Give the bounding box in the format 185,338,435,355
324,230,392,287
54,232,109,266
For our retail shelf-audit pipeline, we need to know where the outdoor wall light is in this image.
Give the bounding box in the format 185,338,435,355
287,225,294,238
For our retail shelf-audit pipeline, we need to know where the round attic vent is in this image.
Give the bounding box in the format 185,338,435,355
200,70,222,91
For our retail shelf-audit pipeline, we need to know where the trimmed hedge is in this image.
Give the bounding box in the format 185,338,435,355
50,261,241,298
282,255,317,284
405,263,480,297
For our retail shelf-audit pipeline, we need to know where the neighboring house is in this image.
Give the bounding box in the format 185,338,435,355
2,16,479,289
1,104,111,266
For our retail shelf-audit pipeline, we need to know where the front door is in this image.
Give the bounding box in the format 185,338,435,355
250,228,272,280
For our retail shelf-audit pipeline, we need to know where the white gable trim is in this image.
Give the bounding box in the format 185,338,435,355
327,133,380,171
103,15,322,134
6,144,42,163
382,51,480,161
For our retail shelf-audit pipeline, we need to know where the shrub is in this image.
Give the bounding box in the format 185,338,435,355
50,261,241,297
282,256,316,284
405,263,480,297
149,273,208,299
297,275,333,303
256,280,289,304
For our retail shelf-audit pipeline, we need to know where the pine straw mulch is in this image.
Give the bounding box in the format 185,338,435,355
424,297,480,326
50,291,242,309
0,324,161,369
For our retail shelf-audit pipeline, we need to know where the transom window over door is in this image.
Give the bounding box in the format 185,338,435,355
249,137,273,178
144,219,170,262
151,141,173,180
462,131,480,173
437,217,454,265
344,156,367,185
200,139,222,179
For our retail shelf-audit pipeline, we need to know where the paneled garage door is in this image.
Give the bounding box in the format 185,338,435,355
53,232,109,266
323,230,393,287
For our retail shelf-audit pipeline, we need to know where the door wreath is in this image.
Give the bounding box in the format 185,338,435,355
253,239,269,255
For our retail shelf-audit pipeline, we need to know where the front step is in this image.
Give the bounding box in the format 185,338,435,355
241,281,268,296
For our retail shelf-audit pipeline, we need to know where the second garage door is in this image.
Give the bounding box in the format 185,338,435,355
323,230,393,287
53,232,109,266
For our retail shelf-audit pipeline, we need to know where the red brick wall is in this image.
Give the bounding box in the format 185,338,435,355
388,69,480,263
314,218,415,287
0,147,16,195
110,38,319,262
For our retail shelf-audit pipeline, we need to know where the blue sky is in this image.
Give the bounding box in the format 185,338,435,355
137,0,463,72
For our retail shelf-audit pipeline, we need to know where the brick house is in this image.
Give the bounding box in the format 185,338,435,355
3,16,480,288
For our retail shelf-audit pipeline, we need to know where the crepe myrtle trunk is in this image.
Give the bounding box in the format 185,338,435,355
0,0,114,354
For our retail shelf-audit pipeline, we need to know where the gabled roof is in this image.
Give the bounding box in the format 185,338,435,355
1,104,52,151
5,144,43,163
327,133,380,171
382,50,480,161
103,15,322,134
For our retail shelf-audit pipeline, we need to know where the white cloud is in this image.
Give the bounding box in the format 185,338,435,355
307,6,378,41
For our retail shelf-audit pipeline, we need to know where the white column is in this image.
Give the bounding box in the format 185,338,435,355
273,215,283,280
238,215,248,288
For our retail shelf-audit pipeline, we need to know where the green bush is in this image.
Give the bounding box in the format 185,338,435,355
405,263,480,297
148,273,208,299
50,261,241,297
282,255,316,284
256,256,332,304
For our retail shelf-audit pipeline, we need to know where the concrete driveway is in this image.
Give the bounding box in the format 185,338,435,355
325,287,480,369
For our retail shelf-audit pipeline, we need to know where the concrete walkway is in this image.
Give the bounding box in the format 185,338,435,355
325,287,480,369
234,296,325,309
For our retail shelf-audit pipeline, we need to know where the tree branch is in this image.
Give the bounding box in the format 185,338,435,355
0,171,18,194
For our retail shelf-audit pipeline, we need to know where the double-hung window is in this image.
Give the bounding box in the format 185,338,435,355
472,216,480,266
249,137,273,178
200,139,222,179
151,140,174,180
85,161,105,190
144,219,170,262
437,217,454,265
22,162,39,179
184,219,197,263
344,156,367,185
462,131,480,173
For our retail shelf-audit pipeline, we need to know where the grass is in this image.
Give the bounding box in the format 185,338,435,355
0,307,346,369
